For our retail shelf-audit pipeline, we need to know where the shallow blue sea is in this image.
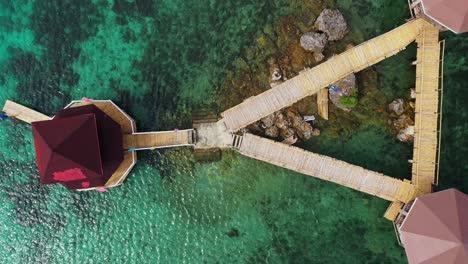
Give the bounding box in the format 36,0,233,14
1,0,467,263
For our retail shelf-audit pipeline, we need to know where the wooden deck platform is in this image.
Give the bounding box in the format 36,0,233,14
411,24,441,195
123,129,194,150
2,100,51,123
317,88,329,120
383,201,405,221
234,133,417,203
104,152,137,188
220,18,429,132
67,100,136,134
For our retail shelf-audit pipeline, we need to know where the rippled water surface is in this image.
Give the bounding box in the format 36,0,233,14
1,0,467,263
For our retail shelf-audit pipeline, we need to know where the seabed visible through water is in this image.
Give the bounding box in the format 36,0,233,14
0,0,467,263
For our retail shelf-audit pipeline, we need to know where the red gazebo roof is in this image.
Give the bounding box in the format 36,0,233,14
32,105,123,190
399,189,468,264
421,0,468,33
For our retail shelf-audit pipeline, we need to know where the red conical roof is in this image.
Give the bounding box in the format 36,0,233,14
400,189,468,264
421,0,468,33
32,104,124,190
33,114,103,185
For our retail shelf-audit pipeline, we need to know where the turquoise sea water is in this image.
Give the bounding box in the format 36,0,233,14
1,0,467,263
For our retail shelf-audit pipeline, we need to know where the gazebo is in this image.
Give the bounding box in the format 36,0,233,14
410,0,468,33
31,101,137,191
397,189,468,264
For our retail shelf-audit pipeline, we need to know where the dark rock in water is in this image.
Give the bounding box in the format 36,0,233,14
300,31,328,53
312,128,321,136
260,114,276,128
285,109,314,140
315,9,348,41
391,114,415,142
265,126,280,138
313,52,325,62
227,228,240,238
300,31,328,62
252,108,315,141
389,99,406,115
397,126,415,142
329,73,357,111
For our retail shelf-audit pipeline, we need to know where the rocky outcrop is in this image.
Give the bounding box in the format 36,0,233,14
391,114,415,142
389,99,406,115
300,32,328,62
329,73,357,111
253,109,317,143
397,126,414,142
268,58,284,87
314,9,348,41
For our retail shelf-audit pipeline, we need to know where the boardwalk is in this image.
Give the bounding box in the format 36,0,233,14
2,100,51,123
220,18,429,132
234,133,417,203
123,129,194,150
411,24,442,195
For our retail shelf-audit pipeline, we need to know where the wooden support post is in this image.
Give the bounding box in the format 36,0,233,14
317,88,329,120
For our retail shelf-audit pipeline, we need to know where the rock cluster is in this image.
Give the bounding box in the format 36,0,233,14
300,9,348,62
300,32,328,53
388,99,406,115
329,73,357,111
251,109,320,144
314,9,349,41
388,99,415,142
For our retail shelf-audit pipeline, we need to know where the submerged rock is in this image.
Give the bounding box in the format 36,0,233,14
312,128,321,137
300,31,328,53
252,108,315,142
314,9,348,41
300,31,327,62
313,52,325,62
265,126,280,138
392,114,414,130
410,88,417,99
392,114,415,142
397,126,415,142
329,73,357,111
389,99,406,115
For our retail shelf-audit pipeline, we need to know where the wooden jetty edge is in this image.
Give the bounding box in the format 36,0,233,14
123,129,195,150
220,18,429,132
234,133,417,203
411,24,442,195
2,100,51,123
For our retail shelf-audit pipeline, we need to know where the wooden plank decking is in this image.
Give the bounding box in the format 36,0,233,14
2,100,51,123
383,201,405,221
220,18,429,132
123,129,194,150
105,152,137,187
235,133,417,203
411,24,441,195
317,88,329,120
70,101,136,134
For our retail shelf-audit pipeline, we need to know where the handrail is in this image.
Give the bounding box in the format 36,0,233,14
435,39,446,186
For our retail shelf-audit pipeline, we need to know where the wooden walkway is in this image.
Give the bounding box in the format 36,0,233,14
123,129,194,150
2,100,51,123
220,18,429,132
234,133,417,203
411,24,441,195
